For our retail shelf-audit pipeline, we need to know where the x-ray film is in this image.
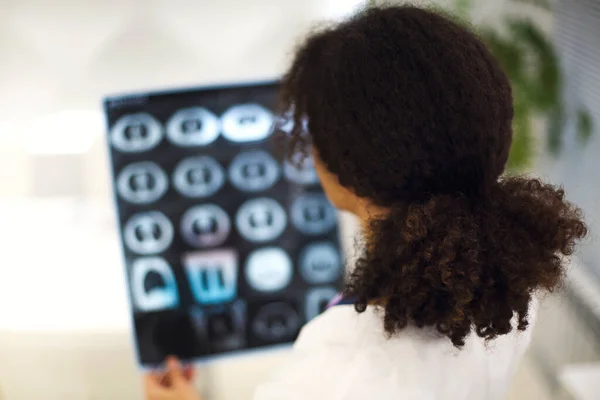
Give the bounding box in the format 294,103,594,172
103,81,343,367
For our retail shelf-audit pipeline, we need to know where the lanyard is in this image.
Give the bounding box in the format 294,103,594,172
326,293,356,309
327,295,387,309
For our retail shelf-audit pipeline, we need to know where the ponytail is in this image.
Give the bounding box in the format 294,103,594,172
344,176,587,347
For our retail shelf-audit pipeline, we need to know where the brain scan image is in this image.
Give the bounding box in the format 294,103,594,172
166,107,220,147
111,113,163,153
283,153,318,185
251,302,301,342
124,212,174,255
299,242,342,284
291,193,337,235
276,114,294,135
183,249,238,305
130,257,179,312
229,150,280,192
105,82,342,366
181,204,231,248
221,104,273,143
117,162,169,204
173,156,225,198
190,300,247,352
274,110,307,136
245,247,293,293
236,198,287,243
305,287,337,322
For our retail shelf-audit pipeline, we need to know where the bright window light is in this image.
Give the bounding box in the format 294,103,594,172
0,123,12,138
23,110,103,155
321,0,368,20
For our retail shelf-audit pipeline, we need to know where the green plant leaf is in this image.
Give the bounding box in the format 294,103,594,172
547,104,565,155
505,19,560,112
577,109,593,143
510,0,551,10
507,102,533,172
481,29,526,85
454,0,474,18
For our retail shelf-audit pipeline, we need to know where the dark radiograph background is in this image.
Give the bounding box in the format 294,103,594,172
103,81,343,367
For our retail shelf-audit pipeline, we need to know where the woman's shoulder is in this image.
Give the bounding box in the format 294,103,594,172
295,305,449,354
295,301,537,361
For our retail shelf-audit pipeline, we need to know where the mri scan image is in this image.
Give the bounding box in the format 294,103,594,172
166,107,221,147
123,212,174,255
105,81,342,367
130,257,179,312
172,156,225,198
183,249,238,305
235,198,287,243
229,150,280,192
273,110,308,136
221,103,273,143
291,193,337,235
180,204,231,248
251,302,301,342
190,300,247,352
299,242,342,284
245,247,293,293
111,113,163,153
305,286,337,322
117,162,169,204
283,153,319,186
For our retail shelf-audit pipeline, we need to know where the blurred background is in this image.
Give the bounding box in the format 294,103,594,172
0,0,598,399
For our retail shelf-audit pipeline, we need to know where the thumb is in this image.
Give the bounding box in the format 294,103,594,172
144,375,174,400
165,357,186,386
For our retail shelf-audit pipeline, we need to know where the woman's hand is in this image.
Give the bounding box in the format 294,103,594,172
144,357,203,400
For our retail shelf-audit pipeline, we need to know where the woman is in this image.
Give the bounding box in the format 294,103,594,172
145,5,587,400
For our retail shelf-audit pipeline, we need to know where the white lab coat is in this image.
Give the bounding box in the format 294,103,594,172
254,301,536,400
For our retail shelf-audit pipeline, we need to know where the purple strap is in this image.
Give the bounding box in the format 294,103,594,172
326,293,356,309
326,293,344,309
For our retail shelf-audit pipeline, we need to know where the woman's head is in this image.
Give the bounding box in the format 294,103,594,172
278,5,587,346
281,5,513,210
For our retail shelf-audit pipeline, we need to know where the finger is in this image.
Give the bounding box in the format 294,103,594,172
183,366,195,381
165,356,186,385
149,369,170,387
143,375,174,400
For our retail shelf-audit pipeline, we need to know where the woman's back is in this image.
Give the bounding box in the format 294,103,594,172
255,300,538,400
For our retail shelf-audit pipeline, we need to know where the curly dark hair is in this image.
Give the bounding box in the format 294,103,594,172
276,5,587,347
